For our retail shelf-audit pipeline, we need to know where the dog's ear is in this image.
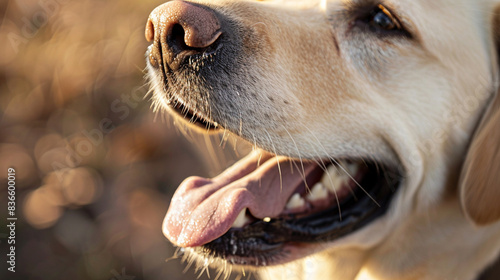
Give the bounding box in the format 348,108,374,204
460,92,500,226
459,7,500,226
459,5,500,226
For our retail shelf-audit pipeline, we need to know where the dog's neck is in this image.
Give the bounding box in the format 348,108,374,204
259,197,500,280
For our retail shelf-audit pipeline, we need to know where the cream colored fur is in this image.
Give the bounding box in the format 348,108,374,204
149,0,500,279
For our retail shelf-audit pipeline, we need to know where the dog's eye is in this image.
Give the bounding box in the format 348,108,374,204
370,5,400,31
355,4,409,37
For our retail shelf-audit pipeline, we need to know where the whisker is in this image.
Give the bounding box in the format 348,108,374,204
300,125,380,206
297,126,345,219
331,157,380,207
183,254,195,273
326,161,357,199
197,263,210,279
215,268,224,280
241,268,246,278
265,131,283,191
220,128,229,148
322,162,343,221
227,265,233,280
223,260,230,280
257,150,264,168
252,134,264,188
282,126,309,190
204,133,222,171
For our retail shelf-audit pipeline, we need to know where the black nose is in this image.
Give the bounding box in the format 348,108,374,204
145,0,222,70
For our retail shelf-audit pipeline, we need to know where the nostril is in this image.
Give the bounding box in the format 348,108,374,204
168,24,189,54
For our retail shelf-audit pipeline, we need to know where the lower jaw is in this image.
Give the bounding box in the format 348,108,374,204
194,165,400,267
191,241,321,267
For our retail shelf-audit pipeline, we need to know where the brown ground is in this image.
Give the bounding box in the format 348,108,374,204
0,0,248,279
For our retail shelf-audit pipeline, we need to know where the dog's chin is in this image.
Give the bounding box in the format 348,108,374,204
155,89,403,268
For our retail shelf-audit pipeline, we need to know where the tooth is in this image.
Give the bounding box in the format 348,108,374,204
322,166,338,191
320,166,344,193
307,182,329,201
286,193,306,210
324,176,344,193
231,208,250,228
263,217,271,223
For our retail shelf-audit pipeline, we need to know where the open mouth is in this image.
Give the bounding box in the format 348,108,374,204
162,99,402,266
190,156,400,266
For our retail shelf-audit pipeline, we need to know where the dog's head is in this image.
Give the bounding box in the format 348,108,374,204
145,0,500,276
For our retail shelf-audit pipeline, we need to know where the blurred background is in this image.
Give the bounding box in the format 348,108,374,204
0,0,252,279
3,0,500,280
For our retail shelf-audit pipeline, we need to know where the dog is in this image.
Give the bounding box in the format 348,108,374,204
144,0,500,279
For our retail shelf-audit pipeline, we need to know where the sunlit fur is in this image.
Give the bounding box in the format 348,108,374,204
146,0,500,279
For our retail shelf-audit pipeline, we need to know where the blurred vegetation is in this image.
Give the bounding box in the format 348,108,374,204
0,0,225,279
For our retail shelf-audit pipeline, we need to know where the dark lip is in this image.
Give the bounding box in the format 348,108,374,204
196,162,401,267
167,99,221,131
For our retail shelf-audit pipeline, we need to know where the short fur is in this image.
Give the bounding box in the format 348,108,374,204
146,0,500,279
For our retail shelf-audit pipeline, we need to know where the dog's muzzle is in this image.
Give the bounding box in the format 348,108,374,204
145,0,245,131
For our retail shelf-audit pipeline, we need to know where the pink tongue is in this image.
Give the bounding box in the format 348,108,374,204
163,151,317,247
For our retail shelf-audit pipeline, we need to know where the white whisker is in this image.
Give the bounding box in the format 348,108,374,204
301,125,380,207
331,157,380,207
282,125,309,190
264,131,283,191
